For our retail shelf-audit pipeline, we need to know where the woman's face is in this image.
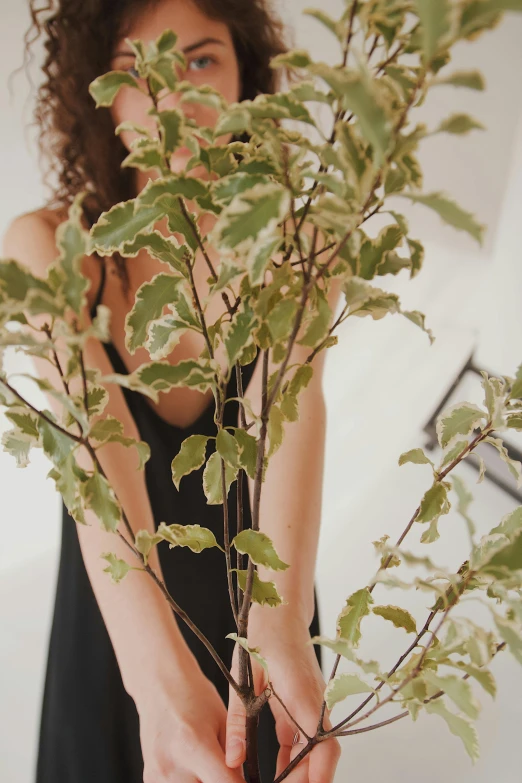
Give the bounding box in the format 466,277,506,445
109,0,242,181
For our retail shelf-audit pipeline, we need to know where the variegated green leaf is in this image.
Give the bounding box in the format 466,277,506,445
1,429,32,468
310,64,391,165
145,317,185,360
414,0,454,65
270,50,313,70
438,439,469,471
4,410,39,439
417,481,451,524
171,434,210,490
420,518,440,543
436,113,485,135
446,661,496,697
425,700,480,763
232,529,290,571
90,200,164,255
509,363,522,400
433,70,485,90
136,359,215,393
101,552,133,583
81,469,122,533
226,633,269,673
490,506,522,539
493,612,522,665
399,192,485,245
484,435,522,488
324,673,373,710
202,449,238,504
423,671,481,719
232,568,285,607
336,587,373,647
89,71,141,107
267,298,299,344
373,605,417,634
436,402,487,449
135,529,163,566
38,414,75,467
124,272,183,354
122,143,166,174
209,182,290,260
484,531,522,572
233,427,258,480
309,635,382,676
222,307,257,366
267,403,285,458
216,428,240,471
398,448,434,467
47,193,90,315
297,287,332,348
156,108,185,155
213,106,253,136
157,521,223,553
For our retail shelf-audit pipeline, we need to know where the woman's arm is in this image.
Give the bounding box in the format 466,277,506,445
2,212,199,704
225,275,343,777
243,274,343,626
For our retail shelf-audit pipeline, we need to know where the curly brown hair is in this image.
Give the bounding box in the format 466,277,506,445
15,0,290,296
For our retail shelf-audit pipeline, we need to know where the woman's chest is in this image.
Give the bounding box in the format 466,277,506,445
93,235,245,429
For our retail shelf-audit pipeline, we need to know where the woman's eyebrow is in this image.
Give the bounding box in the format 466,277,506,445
113,37,227,58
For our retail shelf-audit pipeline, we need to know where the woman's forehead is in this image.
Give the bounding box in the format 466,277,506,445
114,0,232,50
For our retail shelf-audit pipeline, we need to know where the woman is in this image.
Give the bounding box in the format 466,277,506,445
4,0,342,781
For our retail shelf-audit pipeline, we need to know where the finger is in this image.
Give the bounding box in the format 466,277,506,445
226,643,247,768
198,735,246,783
275,739,291,780
308,735,342,783
275,739,310,782
280,746,309,783
270,698,310,782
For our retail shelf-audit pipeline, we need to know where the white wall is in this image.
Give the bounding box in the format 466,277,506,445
1,1,522,781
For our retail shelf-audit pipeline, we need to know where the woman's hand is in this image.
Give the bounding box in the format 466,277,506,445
137,658,246,783
225,606,341,782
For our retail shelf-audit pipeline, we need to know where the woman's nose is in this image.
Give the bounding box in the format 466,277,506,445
157,87,181,111
157,89,197,123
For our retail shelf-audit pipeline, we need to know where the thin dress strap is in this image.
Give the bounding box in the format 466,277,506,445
90,258,106,321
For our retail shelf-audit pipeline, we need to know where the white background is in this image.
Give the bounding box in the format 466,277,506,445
1,0,522,780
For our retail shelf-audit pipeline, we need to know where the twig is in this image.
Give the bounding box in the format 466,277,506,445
0,376,83,444
0,372,241,695
269,681,312,741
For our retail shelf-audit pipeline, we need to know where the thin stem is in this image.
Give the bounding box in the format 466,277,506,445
337,641,507,737
83,435,242,693
317,420,492,734
269,681,312,741
367,34,380,61
178,197,219,283
282,144,305,268
332,605,453,735
220,443,239,626
1,370,241,695
343,0,359,67
338,711,409,736
0,376,83,444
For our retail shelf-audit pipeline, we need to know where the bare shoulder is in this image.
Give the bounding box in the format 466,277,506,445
2,207,65,272
2,206,100,306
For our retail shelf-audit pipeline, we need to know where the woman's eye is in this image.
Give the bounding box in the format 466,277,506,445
188,55,214,72
127,66,140,79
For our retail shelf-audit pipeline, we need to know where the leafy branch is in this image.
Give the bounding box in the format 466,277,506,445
2,2,522,781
